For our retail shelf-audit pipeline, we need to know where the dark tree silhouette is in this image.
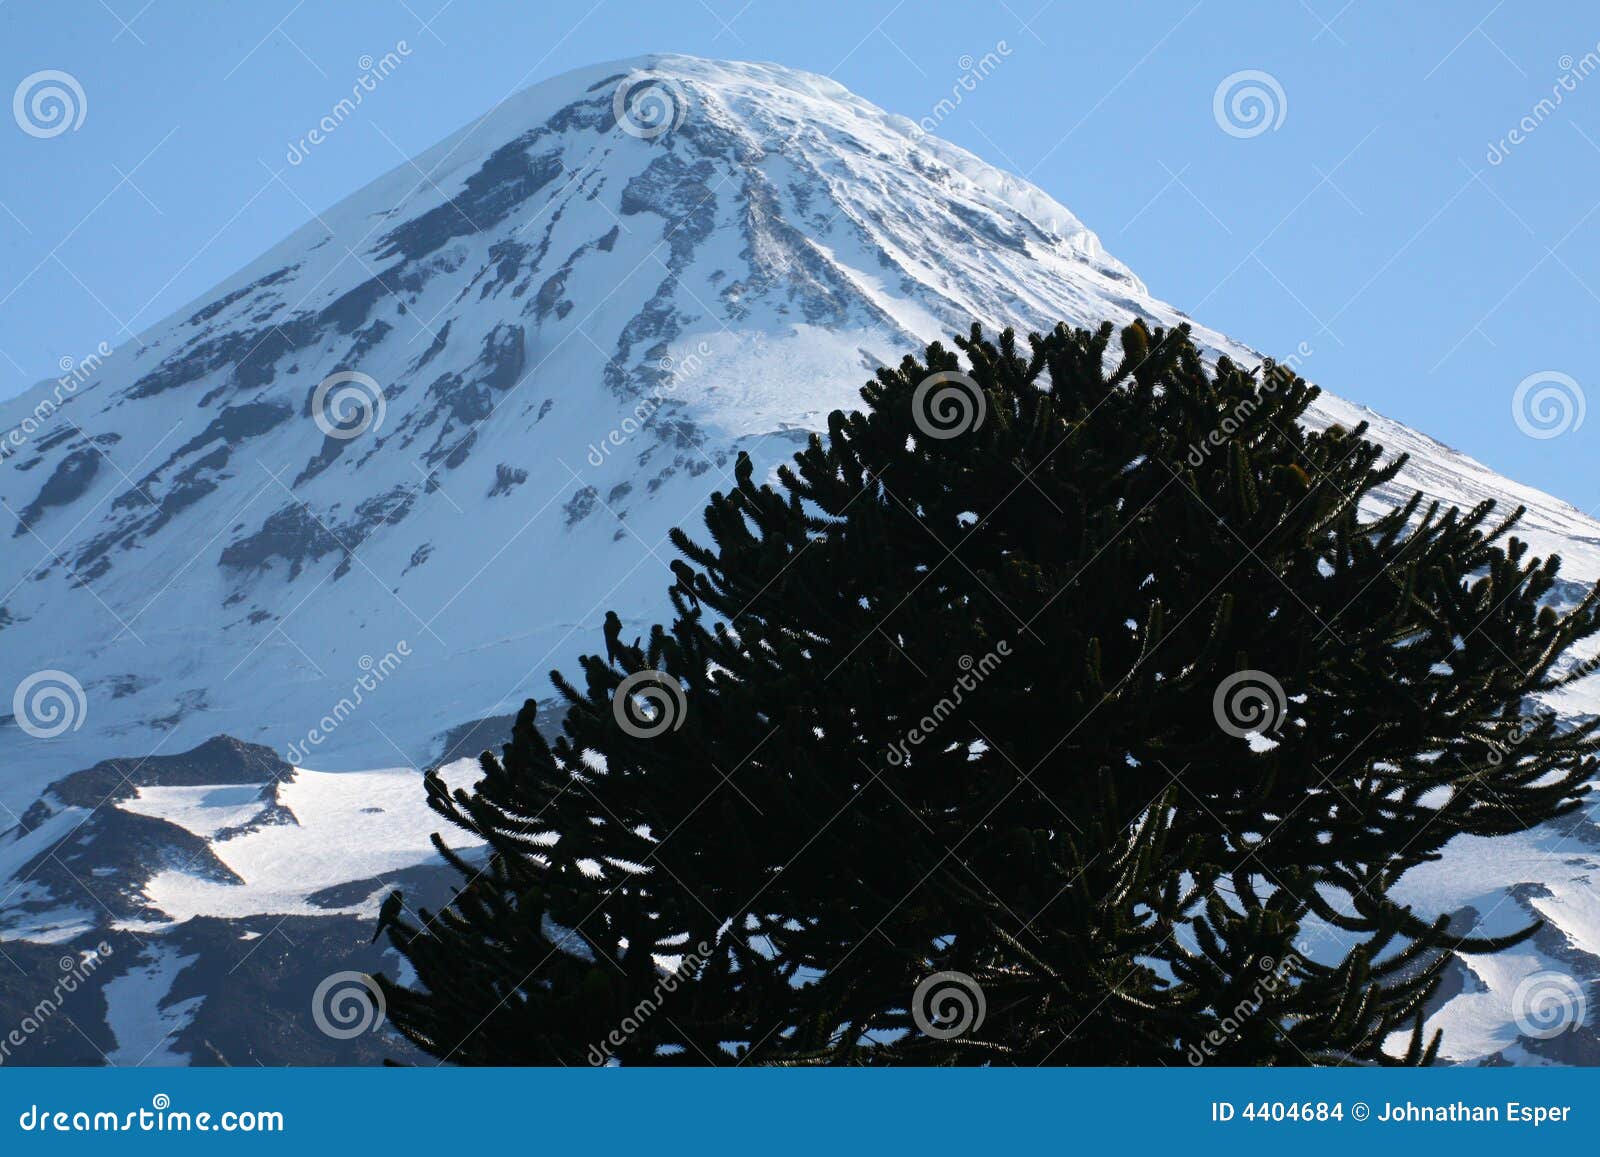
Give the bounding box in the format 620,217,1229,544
380,320,1600,1065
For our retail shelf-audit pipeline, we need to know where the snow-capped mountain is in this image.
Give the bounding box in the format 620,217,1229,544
1,55,1596,1065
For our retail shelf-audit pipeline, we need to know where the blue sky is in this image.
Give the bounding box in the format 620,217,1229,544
1,0,1596,507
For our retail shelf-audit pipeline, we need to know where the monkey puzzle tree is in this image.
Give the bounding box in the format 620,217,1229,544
379,320,1600,1065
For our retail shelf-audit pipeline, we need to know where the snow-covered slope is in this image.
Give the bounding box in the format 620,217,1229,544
1,55,1596,1065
